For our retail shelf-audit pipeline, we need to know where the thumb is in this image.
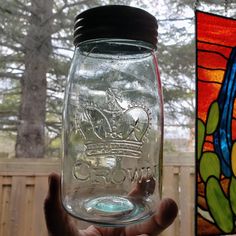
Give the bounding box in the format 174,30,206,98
44,173,78,236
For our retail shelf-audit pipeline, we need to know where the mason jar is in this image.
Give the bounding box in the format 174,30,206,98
62,5,163,226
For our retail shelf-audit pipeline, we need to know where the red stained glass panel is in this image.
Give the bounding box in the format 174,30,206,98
196,11,236,235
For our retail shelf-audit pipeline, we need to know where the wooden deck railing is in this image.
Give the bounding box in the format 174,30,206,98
0,154,194,236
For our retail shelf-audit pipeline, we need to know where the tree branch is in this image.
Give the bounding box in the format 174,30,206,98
52,52,72,60
48,0,89,22
53,45,73,52
0,72,21,80
0,6,13,14
0,127,17,132
13,0,36,15
4,66,24,72
0,111,18,116
0,4,30,18
0,42,24,53
52,35,72,41
0,88,21,95
159,17,194,22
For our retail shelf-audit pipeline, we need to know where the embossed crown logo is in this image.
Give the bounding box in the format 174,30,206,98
75,89,151,159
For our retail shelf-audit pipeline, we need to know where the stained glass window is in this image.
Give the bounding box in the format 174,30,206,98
196,10,236,235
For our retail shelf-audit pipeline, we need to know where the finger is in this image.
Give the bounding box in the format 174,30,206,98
46,172,61,202
44,172,62,224
125,198,178,236
79,225,103,236
153,198,178,233
128,177,156,198
44,173,64,234
44,172,78,236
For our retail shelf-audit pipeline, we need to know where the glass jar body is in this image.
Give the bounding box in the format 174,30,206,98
62,39,163,226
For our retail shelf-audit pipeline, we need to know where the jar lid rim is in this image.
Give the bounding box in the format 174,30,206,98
73,5,158,49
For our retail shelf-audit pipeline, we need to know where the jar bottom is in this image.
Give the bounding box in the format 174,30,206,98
63,194,155,227
84,196,135,216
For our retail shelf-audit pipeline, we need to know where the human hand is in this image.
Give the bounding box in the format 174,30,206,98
44,173,178,236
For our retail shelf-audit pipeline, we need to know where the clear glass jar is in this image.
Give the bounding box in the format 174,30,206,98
62,6,163,227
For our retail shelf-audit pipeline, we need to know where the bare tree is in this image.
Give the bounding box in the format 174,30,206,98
15,0,53,157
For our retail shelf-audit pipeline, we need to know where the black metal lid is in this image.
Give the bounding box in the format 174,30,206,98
74,5,158,49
